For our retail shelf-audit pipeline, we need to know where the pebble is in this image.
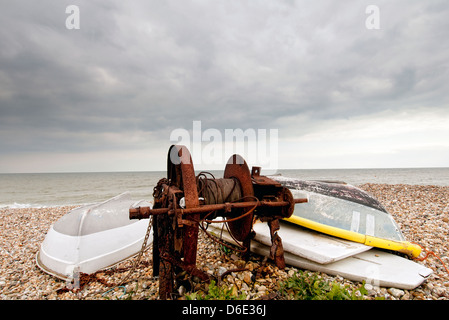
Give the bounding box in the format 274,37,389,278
217,266,227,277
388,288,405,298
256,285,267,293
1,183,448,300
243,272,252,285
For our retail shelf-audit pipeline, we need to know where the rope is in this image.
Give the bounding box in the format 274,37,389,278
194,171,259,254
412,242,449,275
196,172,242,206
199,221,247,254
203,196,259,224
102,286,127,299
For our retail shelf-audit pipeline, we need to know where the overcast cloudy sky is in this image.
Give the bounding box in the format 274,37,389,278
1,0,448,173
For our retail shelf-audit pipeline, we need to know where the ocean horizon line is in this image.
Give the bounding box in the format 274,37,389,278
1,166,448,175
1,167,448,209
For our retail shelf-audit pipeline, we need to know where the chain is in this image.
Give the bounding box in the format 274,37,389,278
114,178,169,286
116,214,153,287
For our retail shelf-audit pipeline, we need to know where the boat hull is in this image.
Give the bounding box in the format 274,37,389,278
36,219,151,280
270,176,421,257
209,223,432,290
36,193,152,280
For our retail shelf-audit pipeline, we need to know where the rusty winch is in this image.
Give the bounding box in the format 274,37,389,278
129,145,307,299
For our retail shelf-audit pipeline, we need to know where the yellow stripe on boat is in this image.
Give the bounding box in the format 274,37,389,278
364,236,422,258
285,215,366,243
284,215,422,258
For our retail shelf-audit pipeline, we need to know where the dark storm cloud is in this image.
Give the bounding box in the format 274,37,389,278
1,0,448,170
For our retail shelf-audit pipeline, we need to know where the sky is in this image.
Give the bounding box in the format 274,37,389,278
1,0,448,173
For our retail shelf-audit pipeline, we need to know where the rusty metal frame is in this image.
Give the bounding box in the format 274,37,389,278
129,145,307,299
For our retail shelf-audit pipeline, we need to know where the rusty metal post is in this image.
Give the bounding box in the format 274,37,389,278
267,219,286,269
178,149,200,271
157,213,175,299
156,195,175,299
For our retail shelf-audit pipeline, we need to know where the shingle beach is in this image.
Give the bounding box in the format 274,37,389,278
1,183,448,300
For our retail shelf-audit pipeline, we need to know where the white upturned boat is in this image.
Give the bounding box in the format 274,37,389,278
207,175,432,290
209,221,432,290
270,176,422,257
36,192,152,280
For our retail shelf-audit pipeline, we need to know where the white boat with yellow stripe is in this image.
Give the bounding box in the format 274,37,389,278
270,176,422,258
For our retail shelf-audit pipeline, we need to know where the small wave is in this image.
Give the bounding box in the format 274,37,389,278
0,198,149,209
0,202,85,209
0,202,48,209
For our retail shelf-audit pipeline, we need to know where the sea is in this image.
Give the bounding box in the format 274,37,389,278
1,168,448,208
